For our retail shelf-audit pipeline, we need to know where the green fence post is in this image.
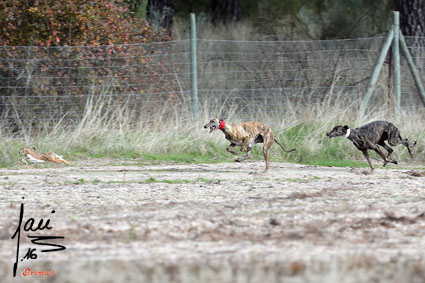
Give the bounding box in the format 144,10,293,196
190,13,199,118
393,12,401,120
359,25,394,119
399,31,425,107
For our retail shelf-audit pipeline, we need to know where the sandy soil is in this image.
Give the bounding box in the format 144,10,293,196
0,160,424,283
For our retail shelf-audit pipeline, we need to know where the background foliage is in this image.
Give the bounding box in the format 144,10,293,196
0,0,169,46
173,0,394,39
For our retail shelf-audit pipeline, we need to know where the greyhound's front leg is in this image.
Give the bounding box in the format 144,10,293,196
240,137,254,152
236,138,254,162
362,150,374,171
235,149,252,162
240,136,249,152
226,143,238,156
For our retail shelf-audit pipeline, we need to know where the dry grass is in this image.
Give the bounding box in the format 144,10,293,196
0,93,424,169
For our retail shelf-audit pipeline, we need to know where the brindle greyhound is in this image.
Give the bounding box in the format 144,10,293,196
327,120,416,171
204,118,295,172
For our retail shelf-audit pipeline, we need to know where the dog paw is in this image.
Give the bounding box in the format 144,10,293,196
235,159,242,162
392,160,398,165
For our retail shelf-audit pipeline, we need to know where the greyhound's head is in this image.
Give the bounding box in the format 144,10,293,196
204,118,225,133
327,125,349,138
19,146,36,155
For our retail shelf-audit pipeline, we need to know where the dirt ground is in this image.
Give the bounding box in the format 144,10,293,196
0,160,425,283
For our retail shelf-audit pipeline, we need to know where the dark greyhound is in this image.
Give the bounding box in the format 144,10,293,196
327,120,416,171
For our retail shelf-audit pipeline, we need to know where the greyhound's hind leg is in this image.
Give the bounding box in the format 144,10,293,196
262,137,274,172
263,147,270,172
378,141,394,159
402,139,415,157
369,143,397,166
388,129,415,158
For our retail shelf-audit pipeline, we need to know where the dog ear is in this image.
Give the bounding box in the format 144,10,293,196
343,125,349,130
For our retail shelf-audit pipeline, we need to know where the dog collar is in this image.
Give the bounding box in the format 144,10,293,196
219,120,225,131
345,128,351,138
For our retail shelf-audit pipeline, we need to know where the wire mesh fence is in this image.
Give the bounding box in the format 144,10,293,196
0,36,424,131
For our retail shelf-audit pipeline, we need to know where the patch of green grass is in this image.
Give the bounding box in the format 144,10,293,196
279,175,321,183
79,177,224,185
144,177,191,184
306,159,366,168
73,178,86,185
196,177,221,184
283,177,310,183
140,152,228,164
126,224,138,242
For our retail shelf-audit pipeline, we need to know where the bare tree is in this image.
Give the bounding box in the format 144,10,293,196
147,0,174,35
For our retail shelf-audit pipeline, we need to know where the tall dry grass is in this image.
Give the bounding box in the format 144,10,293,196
1,91,424,169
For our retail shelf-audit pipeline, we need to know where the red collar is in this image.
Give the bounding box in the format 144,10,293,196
219,120,225,131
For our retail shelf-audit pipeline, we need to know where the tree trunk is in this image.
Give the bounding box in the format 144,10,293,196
395,0,425,51
212,0,242,25
146,0,174,35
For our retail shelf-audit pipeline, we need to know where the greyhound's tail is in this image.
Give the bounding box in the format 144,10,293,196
274,138,296,153
407,140,417,158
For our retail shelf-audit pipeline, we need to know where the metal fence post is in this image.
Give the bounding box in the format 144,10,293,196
393,11,401,120
190,13,199,118
359,25,394,119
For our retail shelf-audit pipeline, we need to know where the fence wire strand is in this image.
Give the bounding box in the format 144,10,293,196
0,36,424,130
